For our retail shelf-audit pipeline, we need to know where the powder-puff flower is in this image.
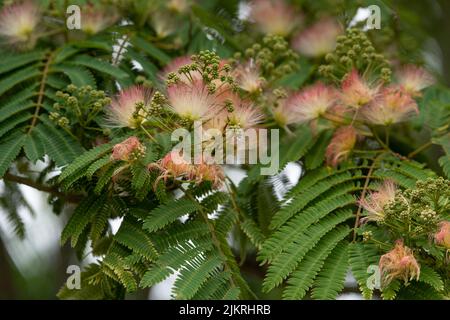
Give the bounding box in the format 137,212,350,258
111,137,146,161
249,0,298,36
292,18,343,58
81,5,118,35
233,60,264,93
160,56,202,83
340,69,380,109
361,85,419,126
379,240,420,287
272,96,301,126
396,65,434,97
204,110,229,133
287,82,337,123
0,1,41,47
107,86,153,129
190,156,225,188
167,80,220,121
325,126,357,167
227,95,264,129
359,180,397,223
434,221,450,249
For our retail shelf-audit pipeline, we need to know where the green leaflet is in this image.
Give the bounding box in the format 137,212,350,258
0,132,27,177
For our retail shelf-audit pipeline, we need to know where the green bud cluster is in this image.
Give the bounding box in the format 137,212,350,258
383,177,450,236
319,28,391,83
52,85,110,134
233,35,299,82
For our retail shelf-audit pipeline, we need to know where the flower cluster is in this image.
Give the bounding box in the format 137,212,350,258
319,28,391,82
81,4,118,35
249,0,298,36
360,178,449,288
107,85,154,129
359,180,397,223
111,137,146,162
0,1,41,49
292,18,343,58
149,151,225,188
379,240,420,287
232,35,299,85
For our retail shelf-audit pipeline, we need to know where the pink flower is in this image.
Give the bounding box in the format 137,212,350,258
359,180,397,223
190,157,225,188
149,151,224,189
167,80,220,121
153,150,192,177
249,0,299,36
81,5,118,35
361,85,419,125
287,82,337,123
233,60,264,93
325,126,357,167
0,1,41,46
292,18,343,57
107,86,153,128
203,110,229,133
379,240,420,287
111,137,145,161
396,65,434,97
340,69,380,109
226,95,264,129
272,98,299,126
160,56,202,83
434,221,450,249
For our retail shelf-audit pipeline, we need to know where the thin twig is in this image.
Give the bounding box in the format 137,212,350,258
352,153,386,242
3,172,82,203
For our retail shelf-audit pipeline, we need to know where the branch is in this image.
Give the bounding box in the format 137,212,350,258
3,172,82,203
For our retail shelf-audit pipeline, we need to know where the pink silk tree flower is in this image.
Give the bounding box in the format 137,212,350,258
434,221,450,249
359,179,397,223
167,80,220,121
81,5,118,35
111,137,146,161
292,18,343,58
325,126,357,167
340,69,380,110
151,150,193,179
190,157,225,189
226,95,264,130
0,1,41,47
249,0,299,36
379,240,420,287
106,85,153,129
361,85,419,125
396,65,435,97
288,82,337,123
233,60,264,93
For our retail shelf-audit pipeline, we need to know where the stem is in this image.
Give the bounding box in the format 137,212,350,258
179,185,257,299
3,172,81,203
408,141,433,158
385,125,391,147
28,51,54,133
179,186,238,285
140,124,157,143
353,152,386,242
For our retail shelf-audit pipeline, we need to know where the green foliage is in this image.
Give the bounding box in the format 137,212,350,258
1,0,449,302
